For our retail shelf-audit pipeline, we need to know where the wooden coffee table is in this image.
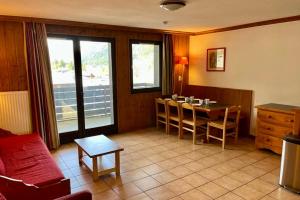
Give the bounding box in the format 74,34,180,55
74,135,124,181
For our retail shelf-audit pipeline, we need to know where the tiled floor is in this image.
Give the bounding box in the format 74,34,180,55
51,128,300,200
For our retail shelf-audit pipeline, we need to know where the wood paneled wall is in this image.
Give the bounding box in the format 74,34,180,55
46,24,163,132
172,35,189,95
0,21,27,91
183,85,253,136
0,18,190,133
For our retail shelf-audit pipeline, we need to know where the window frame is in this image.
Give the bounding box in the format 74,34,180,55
129,39,162,94
47,34,118,144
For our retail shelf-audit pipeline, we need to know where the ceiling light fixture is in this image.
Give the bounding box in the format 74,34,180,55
160,0,186,11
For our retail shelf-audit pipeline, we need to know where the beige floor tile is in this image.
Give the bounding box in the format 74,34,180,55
184,161,206,172
134,176,161,191
197,168,224,181
72,181,110,194
75,173,95,185
227,157,248,169
269,187,300,200
216,192,244,200
240,165,268,178
126,193,152,200
260,196,277,200
160,150,181,159
234,155,258,165
152,171,178,184
61,169,74,178
165,179,193,195
182,173,209,187
146,185,177,200
113,183,143,199
170,197,184,200
142,164,165,175
200,156,221,168
168,165,193,178
212,163,237,175
69,165,90,176
180,189,212,200
227,170,255,184
259,173,280,185
170,155,193,165
157,159,179,170
247,179,278,195
133,159,153,168
233,185,265,200
53,128,288,200
148,154,166,162
121,169,149,183
246,151,270,160
184,150,206,160
252,159,280,172
271,168,280,176
70,176,81,189
64,159,80,168
198,182,229,199
213,176,243,190
93,189,121,200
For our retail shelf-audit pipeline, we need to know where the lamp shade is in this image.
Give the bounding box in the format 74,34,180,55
179,56,188,65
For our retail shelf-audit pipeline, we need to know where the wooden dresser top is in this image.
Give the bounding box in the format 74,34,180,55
256,103,300,114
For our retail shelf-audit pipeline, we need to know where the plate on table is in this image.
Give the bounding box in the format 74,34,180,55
165,98,171,100
209,101,217,104
177,100,185,103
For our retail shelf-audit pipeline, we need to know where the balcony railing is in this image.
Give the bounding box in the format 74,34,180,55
53,84,112,122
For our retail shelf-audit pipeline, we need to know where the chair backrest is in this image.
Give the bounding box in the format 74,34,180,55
155,98,167,114
181,103,196,122
167,100,180,117
223,105,241,126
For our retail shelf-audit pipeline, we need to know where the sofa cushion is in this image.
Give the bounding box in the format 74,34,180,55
0,158,5,175
0,128,13,138
0,133,64,186
0,192,7,200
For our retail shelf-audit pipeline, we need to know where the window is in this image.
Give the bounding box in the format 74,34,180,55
47,35,117,143
130,40,162,93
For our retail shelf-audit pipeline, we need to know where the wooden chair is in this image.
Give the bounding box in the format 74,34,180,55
155,98,168,133
180,103,208,144
166,100,181,136
207,105,241,150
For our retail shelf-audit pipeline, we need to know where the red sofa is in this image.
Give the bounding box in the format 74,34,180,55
0,130,71,200
0,191,92,200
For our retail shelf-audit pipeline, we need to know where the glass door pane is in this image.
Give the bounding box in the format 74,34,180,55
48,38,79,134
80,41,114,129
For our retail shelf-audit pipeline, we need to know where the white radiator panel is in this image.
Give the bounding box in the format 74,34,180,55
0,91,32,134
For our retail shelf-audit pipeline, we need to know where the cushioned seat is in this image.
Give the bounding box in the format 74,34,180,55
0,133,64,186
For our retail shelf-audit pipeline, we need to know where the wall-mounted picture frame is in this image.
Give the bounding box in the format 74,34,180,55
207,47,226,71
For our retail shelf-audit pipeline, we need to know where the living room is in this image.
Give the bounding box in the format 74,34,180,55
0,0,300,200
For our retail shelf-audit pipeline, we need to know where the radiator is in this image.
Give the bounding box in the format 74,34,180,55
0,91,32,134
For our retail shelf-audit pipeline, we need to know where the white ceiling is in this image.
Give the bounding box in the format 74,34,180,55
0,0,300,32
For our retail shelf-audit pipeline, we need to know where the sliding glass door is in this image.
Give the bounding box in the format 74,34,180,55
48,36,116,143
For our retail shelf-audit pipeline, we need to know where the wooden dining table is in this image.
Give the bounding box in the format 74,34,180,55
193,103,228,112
165,98,229,112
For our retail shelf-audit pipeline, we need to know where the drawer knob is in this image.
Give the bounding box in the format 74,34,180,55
267,127,272,131
268,115,272,119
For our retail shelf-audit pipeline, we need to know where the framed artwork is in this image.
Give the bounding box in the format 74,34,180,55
206,47,226,71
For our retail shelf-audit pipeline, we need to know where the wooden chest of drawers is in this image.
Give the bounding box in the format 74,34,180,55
255,103,300,154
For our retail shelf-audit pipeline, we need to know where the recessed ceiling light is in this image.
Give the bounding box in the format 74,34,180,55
160,0,186,11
